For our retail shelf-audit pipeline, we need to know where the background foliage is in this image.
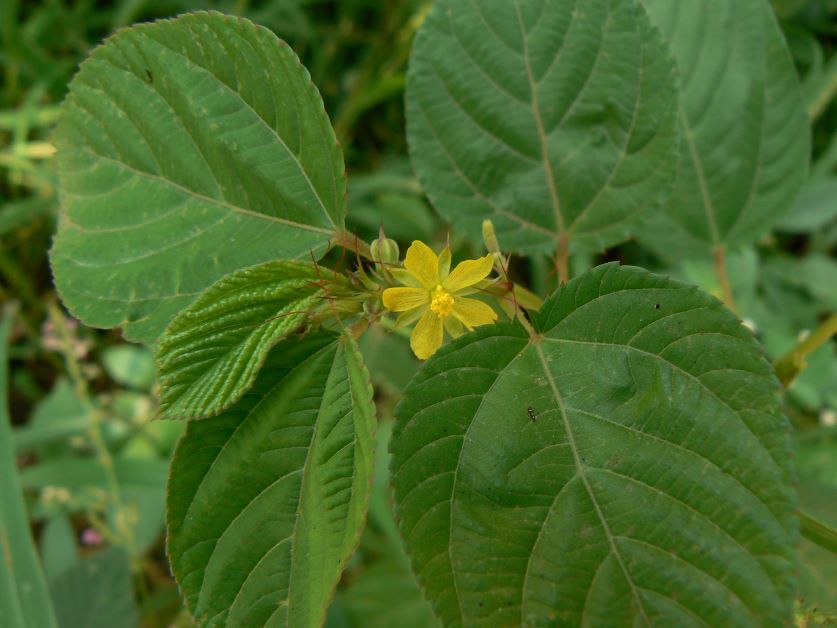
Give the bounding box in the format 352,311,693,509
0,0,835,626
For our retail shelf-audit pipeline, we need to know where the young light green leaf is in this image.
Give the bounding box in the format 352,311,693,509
406,0,679,255
102,345,156,391
391,263,797,626
156,260,349,420
637,0,810,259
0,310,59,628
167,332,376,627
51,11,345,343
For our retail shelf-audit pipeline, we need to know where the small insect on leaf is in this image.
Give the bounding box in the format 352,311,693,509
527,406,537,422
145,69,153,83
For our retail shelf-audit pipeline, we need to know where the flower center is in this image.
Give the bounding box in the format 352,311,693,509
430,285,455,318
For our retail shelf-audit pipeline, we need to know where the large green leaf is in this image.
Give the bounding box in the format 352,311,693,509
0,311,59,628
167,332,376,627
391,263,797,626
51,11,345,343
156,260,349,420
637,0,809,258
406,0,679,255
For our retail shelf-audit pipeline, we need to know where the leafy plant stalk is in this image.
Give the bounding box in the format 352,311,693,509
46,302,136,558
799,510,837,556
775,312,837,387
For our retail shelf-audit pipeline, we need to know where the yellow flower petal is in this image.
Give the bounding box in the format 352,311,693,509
451,296,497,330
443,254,494,294
389,268,424,288
443,315,464,339
382,287,429,312
411,309,444,360
395,306,425,329
404,241,440,289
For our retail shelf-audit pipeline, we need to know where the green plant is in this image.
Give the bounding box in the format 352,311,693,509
7,0,833,626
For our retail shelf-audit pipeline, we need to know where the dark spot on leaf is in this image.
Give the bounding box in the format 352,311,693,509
527,406,537,422
145,69,153,83
654,303,660,309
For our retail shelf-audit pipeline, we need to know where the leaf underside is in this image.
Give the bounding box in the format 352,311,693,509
156,260,343,420
51,11,345,343
167,332,376,627
391,263,797,627
638,0,810,258
406,0,679,256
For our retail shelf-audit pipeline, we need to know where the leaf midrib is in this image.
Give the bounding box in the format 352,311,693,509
514,0,566,236
181,341,337,609
680,108,721,247
68,147,335,237
531,340,652,626
135,26,338,230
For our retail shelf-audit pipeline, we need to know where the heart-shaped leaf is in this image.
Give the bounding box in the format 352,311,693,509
156,260,350,420
406,0,679,255
51,12,345,343
637,0,809,258
167,332,375,627
391,263,796,626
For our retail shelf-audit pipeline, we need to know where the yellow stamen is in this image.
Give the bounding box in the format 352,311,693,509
430,286,455,318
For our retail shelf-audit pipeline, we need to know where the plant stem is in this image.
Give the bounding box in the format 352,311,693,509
332,228,373,261
775,312,837,387
807,52,837,123
799,510,837,556
46,302,136,558
712,245,737,314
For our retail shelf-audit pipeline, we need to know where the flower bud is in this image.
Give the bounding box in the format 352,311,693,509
370,227,399,266
482,219,501,256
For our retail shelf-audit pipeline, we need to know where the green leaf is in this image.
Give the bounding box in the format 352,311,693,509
0,310,59,628
14,379,91,454
49,548,139,628
406,0,679,255
340,552,442,628
775,178,837,233
102,345,156,390
637,0,810,259
50,11,345,343
167,332,376,627
156,260,348,420
39,514,79,582
391,263,797,626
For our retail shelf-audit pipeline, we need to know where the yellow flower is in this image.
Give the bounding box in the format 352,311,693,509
382,241,498,360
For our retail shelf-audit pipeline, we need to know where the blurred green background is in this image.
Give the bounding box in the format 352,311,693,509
0,0,835,626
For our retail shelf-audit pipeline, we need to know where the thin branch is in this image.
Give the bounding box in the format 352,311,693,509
775,313,837,387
